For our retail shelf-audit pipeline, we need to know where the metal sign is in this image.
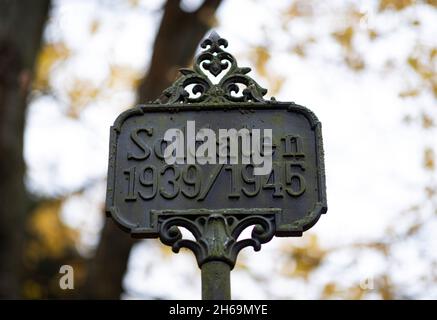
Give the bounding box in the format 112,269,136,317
105,32,327,299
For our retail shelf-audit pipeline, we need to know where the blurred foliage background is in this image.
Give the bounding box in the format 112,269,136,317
0,0,436,299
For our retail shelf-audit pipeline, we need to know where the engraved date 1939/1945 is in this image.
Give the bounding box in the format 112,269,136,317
122,133,307,202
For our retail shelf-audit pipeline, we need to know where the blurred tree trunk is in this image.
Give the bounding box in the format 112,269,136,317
85,0,223,299
0,0,50,298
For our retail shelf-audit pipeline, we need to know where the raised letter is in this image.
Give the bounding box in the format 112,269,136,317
127,128,152,160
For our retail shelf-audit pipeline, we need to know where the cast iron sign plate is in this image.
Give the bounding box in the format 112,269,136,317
105,102,327,238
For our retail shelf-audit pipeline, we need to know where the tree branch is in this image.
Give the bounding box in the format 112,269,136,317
84,0,223,299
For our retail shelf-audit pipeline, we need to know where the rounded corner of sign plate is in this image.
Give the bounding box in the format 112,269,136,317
112,105,145,132
321,203,328,215
301,202,326,232
286,102,321,129
106,205,139,233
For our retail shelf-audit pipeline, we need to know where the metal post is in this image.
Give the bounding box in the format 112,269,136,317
158,212,275,300
201,261,231,300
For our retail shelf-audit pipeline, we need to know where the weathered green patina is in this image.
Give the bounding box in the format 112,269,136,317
105,32,327,300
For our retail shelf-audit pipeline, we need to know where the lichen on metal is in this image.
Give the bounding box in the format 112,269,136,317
106,31,328,300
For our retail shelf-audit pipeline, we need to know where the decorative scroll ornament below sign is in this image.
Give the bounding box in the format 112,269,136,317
154,31,268,104
158,211,275,268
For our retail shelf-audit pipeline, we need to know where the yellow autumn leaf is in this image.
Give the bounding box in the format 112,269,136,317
332,26,354,50
34,42,70,90
322,282,338,298
430,48,437,60
286,0,313,18
424,148,435,171
251,46,270,77
398,88,420,98
353,241,390,256
107,64,142,90
90,19,100,34
406,222,422,236
292,44,306,57
407,56,419,70
344,52,365,71
67,79,101,118
407,55,433,80
26,200,78,261
422,113,434,128
378,0,415,11
368,29,379,40
280,234,326,279
406,47,436,97
377,275,394,299
269,76,285,96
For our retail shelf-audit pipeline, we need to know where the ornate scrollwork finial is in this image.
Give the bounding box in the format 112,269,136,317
158,213,275,268
154,31,268,104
